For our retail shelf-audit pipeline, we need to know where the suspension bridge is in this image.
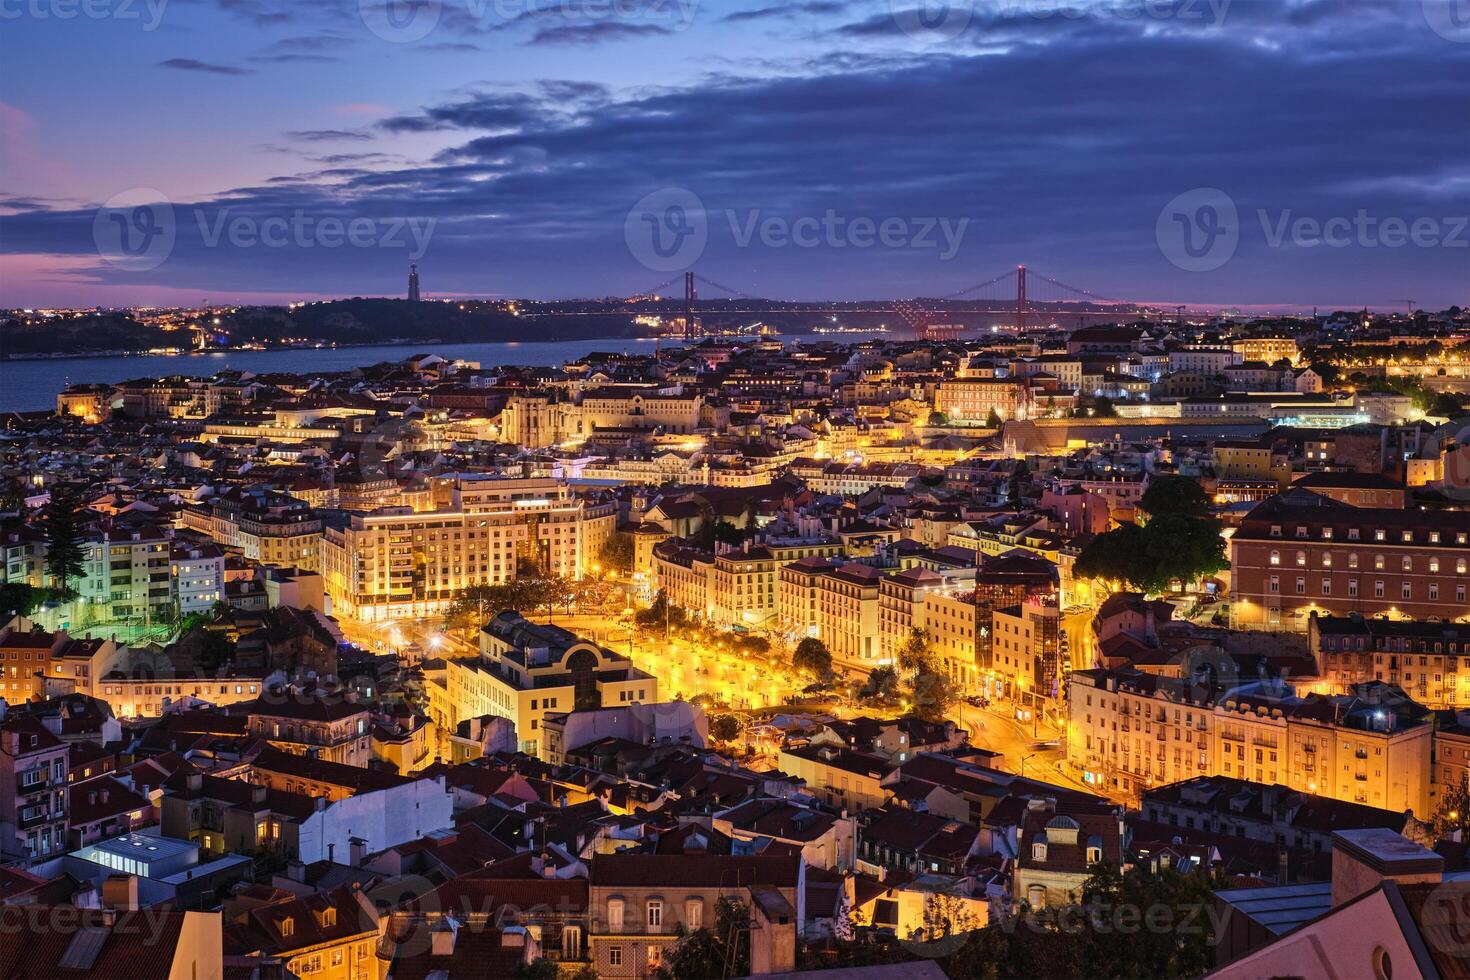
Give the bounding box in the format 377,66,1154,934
602,266,1194,340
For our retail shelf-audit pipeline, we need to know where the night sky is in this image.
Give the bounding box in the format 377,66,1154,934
2,0,1467,309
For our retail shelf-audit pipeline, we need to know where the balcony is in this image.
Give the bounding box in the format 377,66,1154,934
18,809,59,830
16,772,52,794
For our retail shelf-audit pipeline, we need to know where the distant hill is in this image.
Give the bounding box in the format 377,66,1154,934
223,299,645,346
0,312,173,356
2,300,651,357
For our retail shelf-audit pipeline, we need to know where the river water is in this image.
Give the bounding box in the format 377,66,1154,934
0,331,886,413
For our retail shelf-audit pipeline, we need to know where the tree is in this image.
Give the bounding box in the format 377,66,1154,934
42,486,85,594
986,407,1004,428
1074,477,1228,594
942,863,1219,980
598,531,635,573
655,897,750,980
861,665,899,703
1093,395,1118,417
712,520,745,547
792,637,832,678
1139,475,1213,523
1435,772,1470,836
710,713,741,742
897,628,956,722
514,958,558,980
1007,460,1031,508
928,410,948,426
636,589,691,630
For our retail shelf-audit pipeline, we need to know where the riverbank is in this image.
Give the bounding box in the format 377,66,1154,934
0,329,883,413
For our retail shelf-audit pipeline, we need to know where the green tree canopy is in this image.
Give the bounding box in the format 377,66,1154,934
1075,477,1228,593
793,637,832,678
598,531,635,573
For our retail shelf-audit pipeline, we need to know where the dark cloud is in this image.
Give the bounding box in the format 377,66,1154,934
378,93,547,133
285,129,374,142
158,58,255,75
722,1,849,24
9,5,1468,306
528,21,673,46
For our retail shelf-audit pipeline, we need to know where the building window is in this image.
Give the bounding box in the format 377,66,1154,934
607,899,624,933
1032,842,1047,862
608,946,623,967
647,901,663,930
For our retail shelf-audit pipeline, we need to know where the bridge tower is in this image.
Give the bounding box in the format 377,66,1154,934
684,271,697,340
1016,264,1027,333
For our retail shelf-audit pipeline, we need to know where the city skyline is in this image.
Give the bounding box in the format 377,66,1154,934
1,1,1467,309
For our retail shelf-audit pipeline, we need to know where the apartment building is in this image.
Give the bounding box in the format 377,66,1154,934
973,550,1060,683
587,854,799,978
320,477,613,623
1309,614,1470,709
814,563,885,675
1067,670,1433,815
246,690,374,767
445,612,656,756
183,487,322,571
992,597,1065,708
935,378,1032,423
778,556,843,638
1231,335,1299,366
0,713,68,862
171,542,225,615
74,525,172,627
1229,491,1470,630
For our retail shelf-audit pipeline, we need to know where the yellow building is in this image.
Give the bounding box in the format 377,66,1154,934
320,477,614,623
444,612,657,756
778,742,893,812
1068,670,1432,816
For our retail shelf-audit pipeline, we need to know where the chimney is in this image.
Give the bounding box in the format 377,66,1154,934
286,860,306,883
102,875,139,911
430,918,458,957
1330,829,1443,909
349,837,367,867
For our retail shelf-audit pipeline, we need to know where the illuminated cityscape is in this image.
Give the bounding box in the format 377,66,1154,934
0,2,1468,979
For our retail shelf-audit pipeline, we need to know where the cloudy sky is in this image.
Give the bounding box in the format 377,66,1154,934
1,0,1467,309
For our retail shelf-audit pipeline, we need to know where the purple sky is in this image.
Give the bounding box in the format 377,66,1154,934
2,1,1468,310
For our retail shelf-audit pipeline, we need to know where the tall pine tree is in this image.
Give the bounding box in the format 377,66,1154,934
42,486,86,595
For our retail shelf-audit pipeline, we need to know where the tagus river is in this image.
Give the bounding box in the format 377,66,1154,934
0,331,884,414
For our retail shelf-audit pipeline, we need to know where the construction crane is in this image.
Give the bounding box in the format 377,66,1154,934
1396,299,1417,319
